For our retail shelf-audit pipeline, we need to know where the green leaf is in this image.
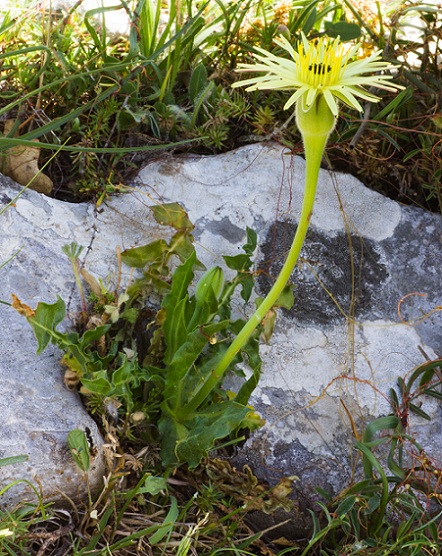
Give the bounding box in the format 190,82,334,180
149,496,179,545
423,388,442,400
403,148,422,163
373,88,413,121
187,291,218,332
386,437,405,480
67,429,90,472
354,441,389,531
164,320,230,403
176,343,228,403
80,373,113,396
315,487,333,502
194,267,224,304
408,402,431,421
191,81,216,127
112,358,135,387
163,297,190,362
0,455,28,468
167,231,197,263
235,328,262,406
404,358,441,392
325,21,361,40
162,252,197,363
396,513,417,539
419,366,437,387
361,416,400,478
165,401,252,468
141,476,168,496
0,15,16,36
187,267,225,330
79,325,111,348
223,253,253,272
336,495,357,517
389,387,400,411
432,114,442,129
363,416,400,444
28,296,66,353
159,401,251,469
117,307,138,325
368,126,401,150
364,493,381,515
112,357,140,402
121,239,168,268
301,6,318,35
274,284,294,309
158,416,188,467
238,273,255,303
243,227,257,256
189,64,208,105
167,251,197,307
62,242,84,260
151,203,193,231
222,227,257,303
116,109,136,131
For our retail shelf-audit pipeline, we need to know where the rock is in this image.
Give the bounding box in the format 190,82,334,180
0,174,164,507
0,158,195,508
0,177,100,507
1,142,440,527
135,143,442,531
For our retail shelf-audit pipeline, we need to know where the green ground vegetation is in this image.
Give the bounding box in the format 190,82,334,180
1,1,442,554
0,0,440,210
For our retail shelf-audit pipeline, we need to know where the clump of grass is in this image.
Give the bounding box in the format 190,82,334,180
327,1,442,213
1,454,296,555
1,0,440,211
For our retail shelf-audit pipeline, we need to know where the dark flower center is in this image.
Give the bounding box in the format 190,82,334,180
308,63,332,75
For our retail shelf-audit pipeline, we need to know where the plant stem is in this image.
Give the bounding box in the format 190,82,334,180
178,130,330,419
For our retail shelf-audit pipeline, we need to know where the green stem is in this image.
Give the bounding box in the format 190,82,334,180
178,129,330,419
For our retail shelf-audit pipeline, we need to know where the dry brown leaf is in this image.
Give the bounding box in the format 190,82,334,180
2,120,53,195
11,293,36,318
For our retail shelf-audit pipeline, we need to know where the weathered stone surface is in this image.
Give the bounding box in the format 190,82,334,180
1,142,441,524
0,176,164,507
135,143,442,520
0,170,174,506
0,178,100,507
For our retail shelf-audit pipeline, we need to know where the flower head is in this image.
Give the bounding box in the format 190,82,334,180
232,33,403,116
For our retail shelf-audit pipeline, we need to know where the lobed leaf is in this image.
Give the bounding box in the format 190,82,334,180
172,401,252,468
151,203,194,231
26,296,66,354
121,239,168,268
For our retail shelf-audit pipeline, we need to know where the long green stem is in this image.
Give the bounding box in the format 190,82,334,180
178,130,330,419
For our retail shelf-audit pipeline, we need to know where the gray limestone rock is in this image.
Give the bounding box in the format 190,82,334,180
1,143,441,530
0,175,164,508
0,177,102,508
135,143,442,527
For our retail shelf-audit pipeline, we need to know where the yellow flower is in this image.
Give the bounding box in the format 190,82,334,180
233,33,403,116
196,34,405,405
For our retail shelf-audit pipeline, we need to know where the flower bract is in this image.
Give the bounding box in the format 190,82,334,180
232,33,404,116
